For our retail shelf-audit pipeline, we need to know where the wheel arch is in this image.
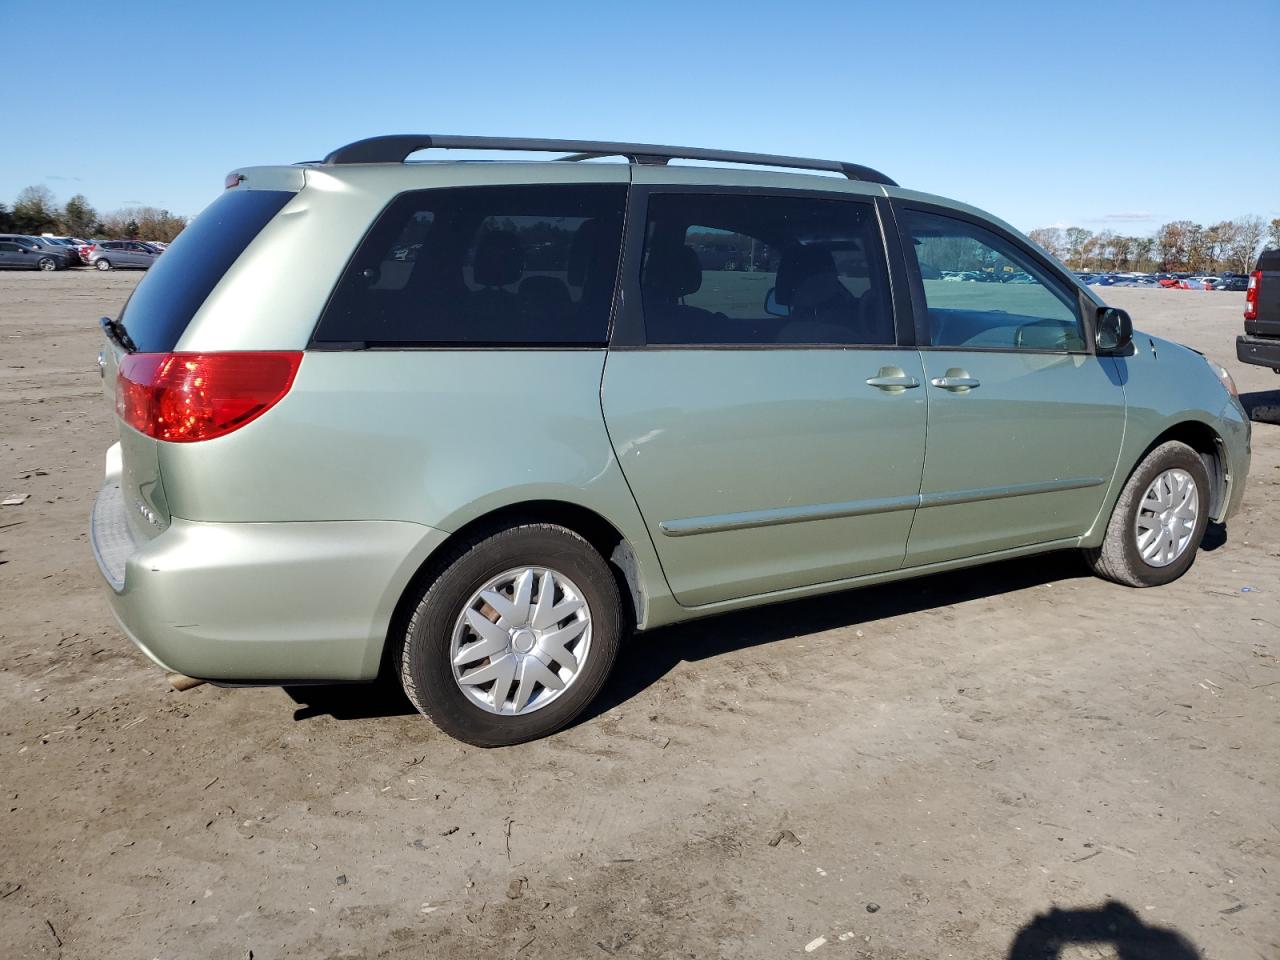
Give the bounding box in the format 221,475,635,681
380,499,648,679
1136,419,1229,519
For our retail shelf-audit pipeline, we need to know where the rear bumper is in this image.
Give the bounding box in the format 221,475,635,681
90,476,447,682
1237,334,1280,371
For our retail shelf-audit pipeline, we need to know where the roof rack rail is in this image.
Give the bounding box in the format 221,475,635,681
321,134,896,186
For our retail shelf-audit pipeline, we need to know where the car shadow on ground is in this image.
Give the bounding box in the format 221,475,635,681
1241,388,1280,424
1007,900,1200,959
285,676,416,721
284,550,1094,724
286,538,1228,727
576,549,1092,726
1202,520,1228,551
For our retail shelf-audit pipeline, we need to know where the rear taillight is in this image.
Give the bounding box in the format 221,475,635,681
1244,270,1262,320
116,352,302,442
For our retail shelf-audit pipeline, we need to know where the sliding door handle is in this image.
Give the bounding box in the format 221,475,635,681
930,371,981,391
865,366,920,393
865,374,920,390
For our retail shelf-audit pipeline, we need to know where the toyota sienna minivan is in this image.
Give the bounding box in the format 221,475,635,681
91,134,1251,745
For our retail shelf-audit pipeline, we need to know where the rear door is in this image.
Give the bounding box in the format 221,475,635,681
601,185,927,607
892,203,1126,565
0,241,20,267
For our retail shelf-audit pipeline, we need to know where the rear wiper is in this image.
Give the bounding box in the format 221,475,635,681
99,315,137,354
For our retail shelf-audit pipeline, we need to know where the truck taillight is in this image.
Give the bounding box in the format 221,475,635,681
1244,270,1261,320
116,352,302,442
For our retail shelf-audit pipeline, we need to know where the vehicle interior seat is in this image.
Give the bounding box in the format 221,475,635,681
774,245,860,343
467,230,524,337
641,243,717,342
519,274,573,327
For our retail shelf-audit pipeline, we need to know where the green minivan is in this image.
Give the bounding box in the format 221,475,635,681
90,135,1251,745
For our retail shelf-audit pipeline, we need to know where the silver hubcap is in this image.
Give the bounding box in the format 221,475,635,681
1134,468,1199,567
450,567,591,716
40,259,55,271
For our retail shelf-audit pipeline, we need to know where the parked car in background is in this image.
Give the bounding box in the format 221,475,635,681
41,235,92,262
88,240,161,271
1237,249,1280,373
0,238,64,270
0,234,78,268
42,236,90,266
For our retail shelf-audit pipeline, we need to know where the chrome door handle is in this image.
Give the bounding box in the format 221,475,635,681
930,376,981,391
865,375,920,390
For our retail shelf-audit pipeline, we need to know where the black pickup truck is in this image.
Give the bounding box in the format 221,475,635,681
1237,248,1280,373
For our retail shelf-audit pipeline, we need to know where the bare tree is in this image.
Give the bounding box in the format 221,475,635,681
1157,221,1195,271
1186,223,1211,272
1110,235,1133,270
100,206,187,242
1064,227,1093,270
1203,222,1229,271
1027,227,1066,260
1132,236,1155,272
1268,218,1280,250
1230,215,1267,272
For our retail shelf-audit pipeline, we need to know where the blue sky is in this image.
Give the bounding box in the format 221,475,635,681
3,0,1276,235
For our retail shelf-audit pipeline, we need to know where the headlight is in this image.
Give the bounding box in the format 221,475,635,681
1206,358,1238,397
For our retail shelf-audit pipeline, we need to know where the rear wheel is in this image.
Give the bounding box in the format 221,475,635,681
95,258,112,271
1084,440,1210,587
399,524,623,746
37,256,58,272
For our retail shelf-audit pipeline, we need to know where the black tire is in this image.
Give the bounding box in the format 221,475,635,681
37,256,58,272
399,523,623,747
95,258,112,271
1084,440,1211,587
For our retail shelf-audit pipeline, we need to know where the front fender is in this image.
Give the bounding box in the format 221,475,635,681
1082,334,1249,542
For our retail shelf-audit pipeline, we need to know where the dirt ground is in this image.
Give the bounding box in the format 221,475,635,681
1,272,1277,960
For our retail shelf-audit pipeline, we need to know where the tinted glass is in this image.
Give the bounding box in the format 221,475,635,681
315,184,627,346
902,210,1084,351
118,189,292,352
640,193,893,345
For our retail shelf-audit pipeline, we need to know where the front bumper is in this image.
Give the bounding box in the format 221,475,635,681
1218,396,1252,522
90,475,447,682
1237,334,1280,371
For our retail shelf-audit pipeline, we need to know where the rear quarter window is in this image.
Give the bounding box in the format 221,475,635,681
117,189,294,353
314,184,627,346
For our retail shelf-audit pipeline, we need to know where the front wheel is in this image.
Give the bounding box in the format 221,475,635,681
95,259,112,271
1084,440,1211,587
399,524,623,746
37,256,58,272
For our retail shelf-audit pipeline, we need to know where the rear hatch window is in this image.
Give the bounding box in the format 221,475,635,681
116,189,294,352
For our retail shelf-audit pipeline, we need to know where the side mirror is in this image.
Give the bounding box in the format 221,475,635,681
1095,306,1132,354
764,287,790,318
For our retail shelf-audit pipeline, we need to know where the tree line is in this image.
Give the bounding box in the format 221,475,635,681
1028,216,1280,274
0,185,188,244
